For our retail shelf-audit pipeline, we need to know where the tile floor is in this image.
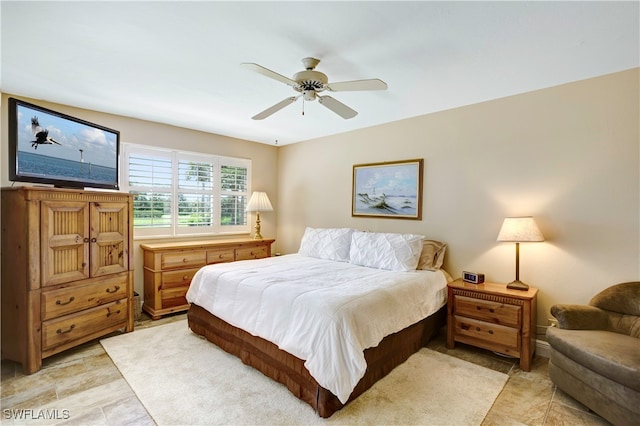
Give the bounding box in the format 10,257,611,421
1,313,610,425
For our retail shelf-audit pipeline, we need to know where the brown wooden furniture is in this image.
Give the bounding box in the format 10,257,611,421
1,187,134,374
141,238,275,319
446,279,538,371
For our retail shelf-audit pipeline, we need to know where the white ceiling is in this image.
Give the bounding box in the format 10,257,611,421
1,1,638,146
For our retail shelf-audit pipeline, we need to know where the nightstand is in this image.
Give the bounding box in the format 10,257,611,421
446,279,538,371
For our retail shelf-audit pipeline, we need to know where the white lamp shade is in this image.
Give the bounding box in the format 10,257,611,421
497,217,544,242
246,191,273,212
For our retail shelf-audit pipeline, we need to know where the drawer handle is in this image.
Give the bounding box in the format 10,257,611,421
56,324,75,334
219,254,224,259
83,237,90,243
476,327,481,332
105,285,120,294
488,330,494,335
91,237,97,243
183,275,189,281
183,258,188,263
106,308,121,318
475,306,495,313
55,296,75,306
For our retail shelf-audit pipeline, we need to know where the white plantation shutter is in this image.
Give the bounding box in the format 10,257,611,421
122,144,251,237
220,160,249,228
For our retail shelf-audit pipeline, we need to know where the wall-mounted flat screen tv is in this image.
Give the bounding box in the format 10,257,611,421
8,98,120,190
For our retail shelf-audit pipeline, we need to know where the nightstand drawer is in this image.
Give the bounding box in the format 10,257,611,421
161,251,206,269
453,316,520,351
455,295,521,327
236,246,269,260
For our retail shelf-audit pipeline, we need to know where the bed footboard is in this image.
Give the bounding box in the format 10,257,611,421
187,303,445,418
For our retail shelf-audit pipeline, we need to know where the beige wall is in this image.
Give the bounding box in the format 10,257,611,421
1,94,279,297
277,68,640,329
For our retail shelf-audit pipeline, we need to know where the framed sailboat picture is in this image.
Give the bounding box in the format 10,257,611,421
352,159,423,220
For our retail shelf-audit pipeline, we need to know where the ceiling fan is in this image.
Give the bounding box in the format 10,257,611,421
241,57,387,120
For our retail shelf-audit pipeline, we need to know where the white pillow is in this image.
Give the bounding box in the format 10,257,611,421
298,227,354,262
349,232,424,271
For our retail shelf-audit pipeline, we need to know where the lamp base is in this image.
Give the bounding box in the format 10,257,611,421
506,280,530,291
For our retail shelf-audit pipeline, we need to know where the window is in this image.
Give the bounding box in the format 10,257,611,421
122,144,251,237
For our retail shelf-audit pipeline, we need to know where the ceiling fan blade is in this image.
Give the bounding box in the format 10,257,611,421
252,96,298,120
241,63,298,87
326,78,388,92
317,95,358,119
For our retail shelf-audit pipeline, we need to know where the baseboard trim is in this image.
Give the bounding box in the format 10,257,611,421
536,339,551,358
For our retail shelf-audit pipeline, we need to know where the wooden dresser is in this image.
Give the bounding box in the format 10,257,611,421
446,279,538,371
141,238,275,319
1,187,134,374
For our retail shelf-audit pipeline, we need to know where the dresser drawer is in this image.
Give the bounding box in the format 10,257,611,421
453,316,520,353
235,246,268,260
454,295,521,327
42,275,128,320
161,251,206,270
161,286,189,309
207,248,235,264
42,299,128,350
161,268,200,289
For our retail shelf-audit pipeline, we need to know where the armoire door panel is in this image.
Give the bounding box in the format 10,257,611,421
41,201,90,286
90,202,129,277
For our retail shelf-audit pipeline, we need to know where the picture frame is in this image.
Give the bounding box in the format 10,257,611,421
352,158,423,220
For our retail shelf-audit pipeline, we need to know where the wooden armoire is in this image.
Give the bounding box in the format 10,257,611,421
1,187,134,374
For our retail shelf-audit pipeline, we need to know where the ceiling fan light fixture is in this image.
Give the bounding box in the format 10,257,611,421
242,56,387,120
302,90,317,101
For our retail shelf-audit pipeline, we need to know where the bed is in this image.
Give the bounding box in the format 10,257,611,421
186,228,450,417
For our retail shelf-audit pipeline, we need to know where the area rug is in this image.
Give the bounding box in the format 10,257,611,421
101,319,508,425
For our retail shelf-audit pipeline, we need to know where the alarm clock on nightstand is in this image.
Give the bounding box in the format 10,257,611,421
462,271,485,284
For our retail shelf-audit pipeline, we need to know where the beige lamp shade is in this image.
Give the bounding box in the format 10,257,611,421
246,191,273,212
497,217,544,242
497,216,544,291
246,191,272,239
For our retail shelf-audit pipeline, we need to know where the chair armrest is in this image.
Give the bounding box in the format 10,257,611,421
550,304,609,330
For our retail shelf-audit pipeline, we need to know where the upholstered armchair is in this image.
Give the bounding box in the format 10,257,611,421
546,281,640,426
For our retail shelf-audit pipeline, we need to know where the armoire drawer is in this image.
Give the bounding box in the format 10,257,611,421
42,299,128,350
42,274,128,320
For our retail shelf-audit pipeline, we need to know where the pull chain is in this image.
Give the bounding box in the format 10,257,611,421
302,98,305,116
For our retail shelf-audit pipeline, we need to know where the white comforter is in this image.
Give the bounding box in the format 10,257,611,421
186,254,448,403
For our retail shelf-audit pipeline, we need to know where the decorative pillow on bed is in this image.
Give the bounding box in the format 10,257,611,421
417,240,447,270
349,232,424,271
298,227,354,262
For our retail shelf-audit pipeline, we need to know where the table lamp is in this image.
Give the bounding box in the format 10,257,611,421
246,191,273,240
496,216,544,290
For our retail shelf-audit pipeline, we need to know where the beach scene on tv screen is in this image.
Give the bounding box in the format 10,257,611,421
15,104,117,185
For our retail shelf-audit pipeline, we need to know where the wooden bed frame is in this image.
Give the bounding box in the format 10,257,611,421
187,303,446,418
